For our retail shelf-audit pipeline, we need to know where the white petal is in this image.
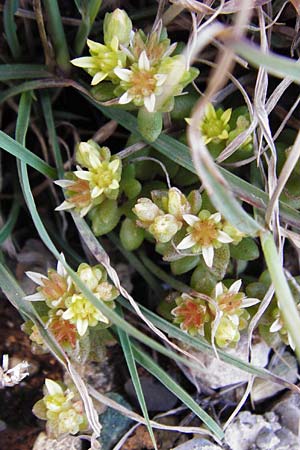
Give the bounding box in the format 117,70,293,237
74,170,92,181
80,205,93,217
229,279,242,294
45,379,63,395
177,234,195,250
57,254,66,277
242,297,260,308
70,57,95,68
91,186,103,198
114,67,132,82
54,180,75,188
215,282,223,298
109,159,120,172
202,246,214,268
183,214,199,226
230,314,239,326
154,73,167,86
270,318,282,333
119,91,133,105
26,271,47,286
89,153,101,169
217,231,233,244
138,50,150,71
91,71,107,85
288,333,296,350
144,94,156,112
109,179,119,189
163,42,177,58
55,201,74,212
62,309,74,320
77,319,89,336
210,212,221,223
24,292,45,301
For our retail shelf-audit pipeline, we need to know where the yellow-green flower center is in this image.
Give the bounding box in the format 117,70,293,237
129,69,157,97
190,220,218,247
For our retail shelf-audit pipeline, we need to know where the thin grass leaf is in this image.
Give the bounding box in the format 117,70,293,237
0,79,76,105
74,0,102,55
116,307,157,450
0,200,20,245
261,231,300,361
3,0,21,59
117,297,300,392
0,131,56,178
86,103,300,230
40,91,64,177
42,0,71,73
232,39,300,83
132,344,224,441
0,64,52,80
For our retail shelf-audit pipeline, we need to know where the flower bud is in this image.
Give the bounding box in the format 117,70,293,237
103,9,132,47
167,187,191,218
133,198,162,224
148,214,182,243
77,263,105,291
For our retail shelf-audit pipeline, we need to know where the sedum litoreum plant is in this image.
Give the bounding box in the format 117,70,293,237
71,8,199,141
24,257,118,350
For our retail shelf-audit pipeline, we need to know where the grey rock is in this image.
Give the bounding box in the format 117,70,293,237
125,376,178,412
188,335,270,389
171,438,222,450
33,432,82,450
98,392,133,450
272,391,300,436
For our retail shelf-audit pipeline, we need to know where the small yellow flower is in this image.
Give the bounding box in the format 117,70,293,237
33,379,87,438
55,177,93,217
187,103,232,145
177,211,233,267
74,158,121,201
71,38,126,86
62,294,109,336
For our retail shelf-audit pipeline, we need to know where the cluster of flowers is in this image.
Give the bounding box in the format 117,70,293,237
55,140,122,218
71,9,198,139
24,257,118,349
133,187,243,268
33,379,88,437
171,280,259,348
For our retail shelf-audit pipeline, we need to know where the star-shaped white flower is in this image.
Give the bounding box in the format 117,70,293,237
177,212,233,268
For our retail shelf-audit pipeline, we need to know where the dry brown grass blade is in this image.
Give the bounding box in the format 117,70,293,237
266,130,300,226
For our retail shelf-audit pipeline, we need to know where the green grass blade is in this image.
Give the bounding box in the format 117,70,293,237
0,64,52,80
116,307,157,450
84,103,300,230
117,297,299,391
0,200,20,244
132,344,224,440
232,40,300,83
0,261,34,318
0,130,56,178
261,231,300,361
74,0,102,55
0,79,75,105
3,0,21,59
40,91,64,177
42,0,71,73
